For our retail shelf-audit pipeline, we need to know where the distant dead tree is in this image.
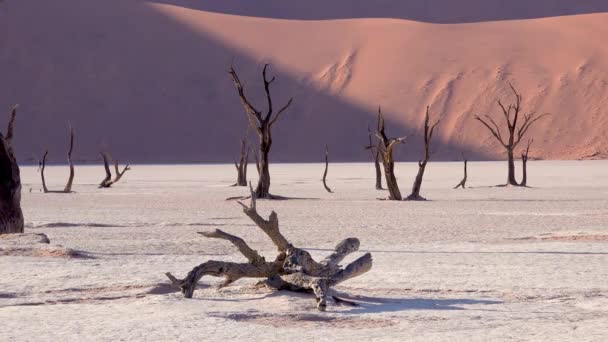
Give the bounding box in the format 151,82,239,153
322,144,333,193
98,152,130,188
166,184,372,311
229,63,293,199
519,139,533,187
474,83,549,186
232,130,249,187
406,107,440,201
366,125,383,190
453,153,468,189
0,105,24,234
40,125,75,193
375,107,406,200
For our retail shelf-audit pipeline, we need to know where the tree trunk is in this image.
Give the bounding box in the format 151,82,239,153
454,160,468,189
507,148,518,186
520,156,528,187
63,126,75,193
382,160,402,200
374,149,383,190
255,131,271,198
322,145,332,193
0,105,24,234
406,161,427,201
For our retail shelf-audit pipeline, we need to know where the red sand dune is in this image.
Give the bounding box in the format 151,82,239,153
0,1,607,163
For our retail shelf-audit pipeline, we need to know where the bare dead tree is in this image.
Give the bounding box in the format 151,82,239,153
0,105,24,234
229,63,293,199
322,144,333,193
519,139,533,187
474,83,549,186
232,130,249,187
166,184,372,311
366,125,383,190
406,106,440,201
375,107,406,200
99,152,130,188
40,125,75,193
113,159,130,184
453,153,468,189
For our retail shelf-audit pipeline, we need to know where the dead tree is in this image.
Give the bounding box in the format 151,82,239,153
406,106,440,201
375,107,406,200
453,154,468,189
474,83,549,186
322,145,333,193
232,132,249,187
113,159,130,184
519,139,533,187
166,184,372,311
366,125,383,190
229,64,293,199
40,125,75,193
0,105,24,234
98,152,129,188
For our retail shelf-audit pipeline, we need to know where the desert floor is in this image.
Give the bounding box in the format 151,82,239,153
1,161,607,341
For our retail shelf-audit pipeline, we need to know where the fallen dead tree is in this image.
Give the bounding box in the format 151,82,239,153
98,152,130,188
166,184,373,311
0,105,24,234
40,125,75,193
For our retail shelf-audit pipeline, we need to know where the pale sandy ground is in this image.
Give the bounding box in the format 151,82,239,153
1,161,607,341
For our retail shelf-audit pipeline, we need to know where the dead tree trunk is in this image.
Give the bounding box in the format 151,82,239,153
166,184,372,311
367,125,383,190
374,107,406,200
113,160,130,183
474,83,549,186
229,64,293,199
519,139,533,187
63,125,75,192
0,105,24,234
99,152,112,188
406,106,440,201
99,152,130,188
454,154,468,189
232,133,249,187
322,145,333,193
40,125,76,193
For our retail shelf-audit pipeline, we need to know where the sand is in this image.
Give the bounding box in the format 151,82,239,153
1,1,607,163
1,161,607,341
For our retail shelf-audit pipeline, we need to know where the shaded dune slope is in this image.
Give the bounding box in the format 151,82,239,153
0,1,606,163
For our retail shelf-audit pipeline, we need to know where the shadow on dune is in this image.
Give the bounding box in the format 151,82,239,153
152,0,608,23
0,0,489,164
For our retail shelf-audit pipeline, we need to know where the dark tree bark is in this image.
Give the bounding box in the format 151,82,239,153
166,184,372,311
229,64,293,199
474,83,549,186
454,154,468,189
374,107,406,200
40,125,76,193
322,145,333,193
367,125,383,190
519,139,533,187
113,160,130,183
0,105,24,234
406,106,440,201
99,152,131,188
232,131,249,187
99,152,112,188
